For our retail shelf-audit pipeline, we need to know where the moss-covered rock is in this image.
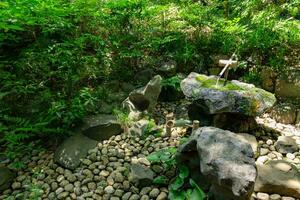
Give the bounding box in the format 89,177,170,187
181,72,276,116
0,167,15,191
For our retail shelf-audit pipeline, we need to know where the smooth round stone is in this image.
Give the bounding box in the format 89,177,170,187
81,186,89,193
74,187,81,195
11,182,21,190
64,184,74,192
114,189,124,197
293,157,300,163
149,188,160,198
57,175,64,182
82,191,93,198
115,135,122,141
266,139,273,145
95,187,104,195
270,194,281,200
87,182,96,190
260,148,269,156
123,181,130,190
92,194,102,199
82,178,93,185
51,182,58,190
56,167,64,174
81,159,92,165
66,174,76,183
257,192,269,200
100,170,110,177
89,163,96,170
269,145,276,151
122,192,132,200
141,195,149,200
281,197,295,200
111,197,120,200
129,194,140,200
16,175,26,182
114,173,124,183
37,173,45,180
256,156,269,164
157,192,168,200
107,176,114,185
57,191,69,199
138,158,151,166
104,185,115,194
55,187,64,195
286,153,296,160
267,153,277,159
140,187,152,195
60,180,69,187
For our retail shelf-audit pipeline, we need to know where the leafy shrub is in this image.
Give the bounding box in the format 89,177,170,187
161,75,182,92
0,0,299,159
147,147,206,200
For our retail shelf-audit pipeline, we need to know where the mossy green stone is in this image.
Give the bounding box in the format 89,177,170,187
196,75,243,91
181,73,276,116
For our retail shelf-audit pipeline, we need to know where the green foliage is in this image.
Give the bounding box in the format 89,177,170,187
113,109,131,126
143,119,162,138
147,147,177,169
0,0,299,159
147,147,177,187
168,166,206,200
186,179,206,200
161,75,182,92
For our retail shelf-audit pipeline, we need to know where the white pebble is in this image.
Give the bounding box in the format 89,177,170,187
286,153,295,160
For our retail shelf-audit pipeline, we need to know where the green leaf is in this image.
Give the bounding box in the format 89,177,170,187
153,175,169,185
179,166,189,179
170,176,184,191
189,179,206,200
169,190,186,200
146,153,160,163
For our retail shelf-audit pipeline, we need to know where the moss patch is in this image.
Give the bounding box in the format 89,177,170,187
196,75,243,91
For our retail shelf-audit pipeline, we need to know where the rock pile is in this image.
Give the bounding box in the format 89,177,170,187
181,72,276,132
176,127,257,200
0,133,180,200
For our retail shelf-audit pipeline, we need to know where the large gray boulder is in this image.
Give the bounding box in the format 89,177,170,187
0,166,15,191
176,127,257,200
54,134,97,170
123,75,162,120
181,72,276,116
129,163,154,188
81,114,123,141
270,103,297,124
275,136,299,154
254,160,300,198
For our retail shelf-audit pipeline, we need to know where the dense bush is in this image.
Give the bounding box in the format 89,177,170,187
0,0,299,159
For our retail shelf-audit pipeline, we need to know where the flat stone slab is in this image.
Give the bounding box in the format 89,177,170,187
54,134,97,170
82,114,122,141
255,160,300,198
181,72,276,116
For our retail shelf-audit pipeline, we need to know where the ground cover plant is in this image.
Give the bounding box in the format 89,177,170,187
0,0,299,168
